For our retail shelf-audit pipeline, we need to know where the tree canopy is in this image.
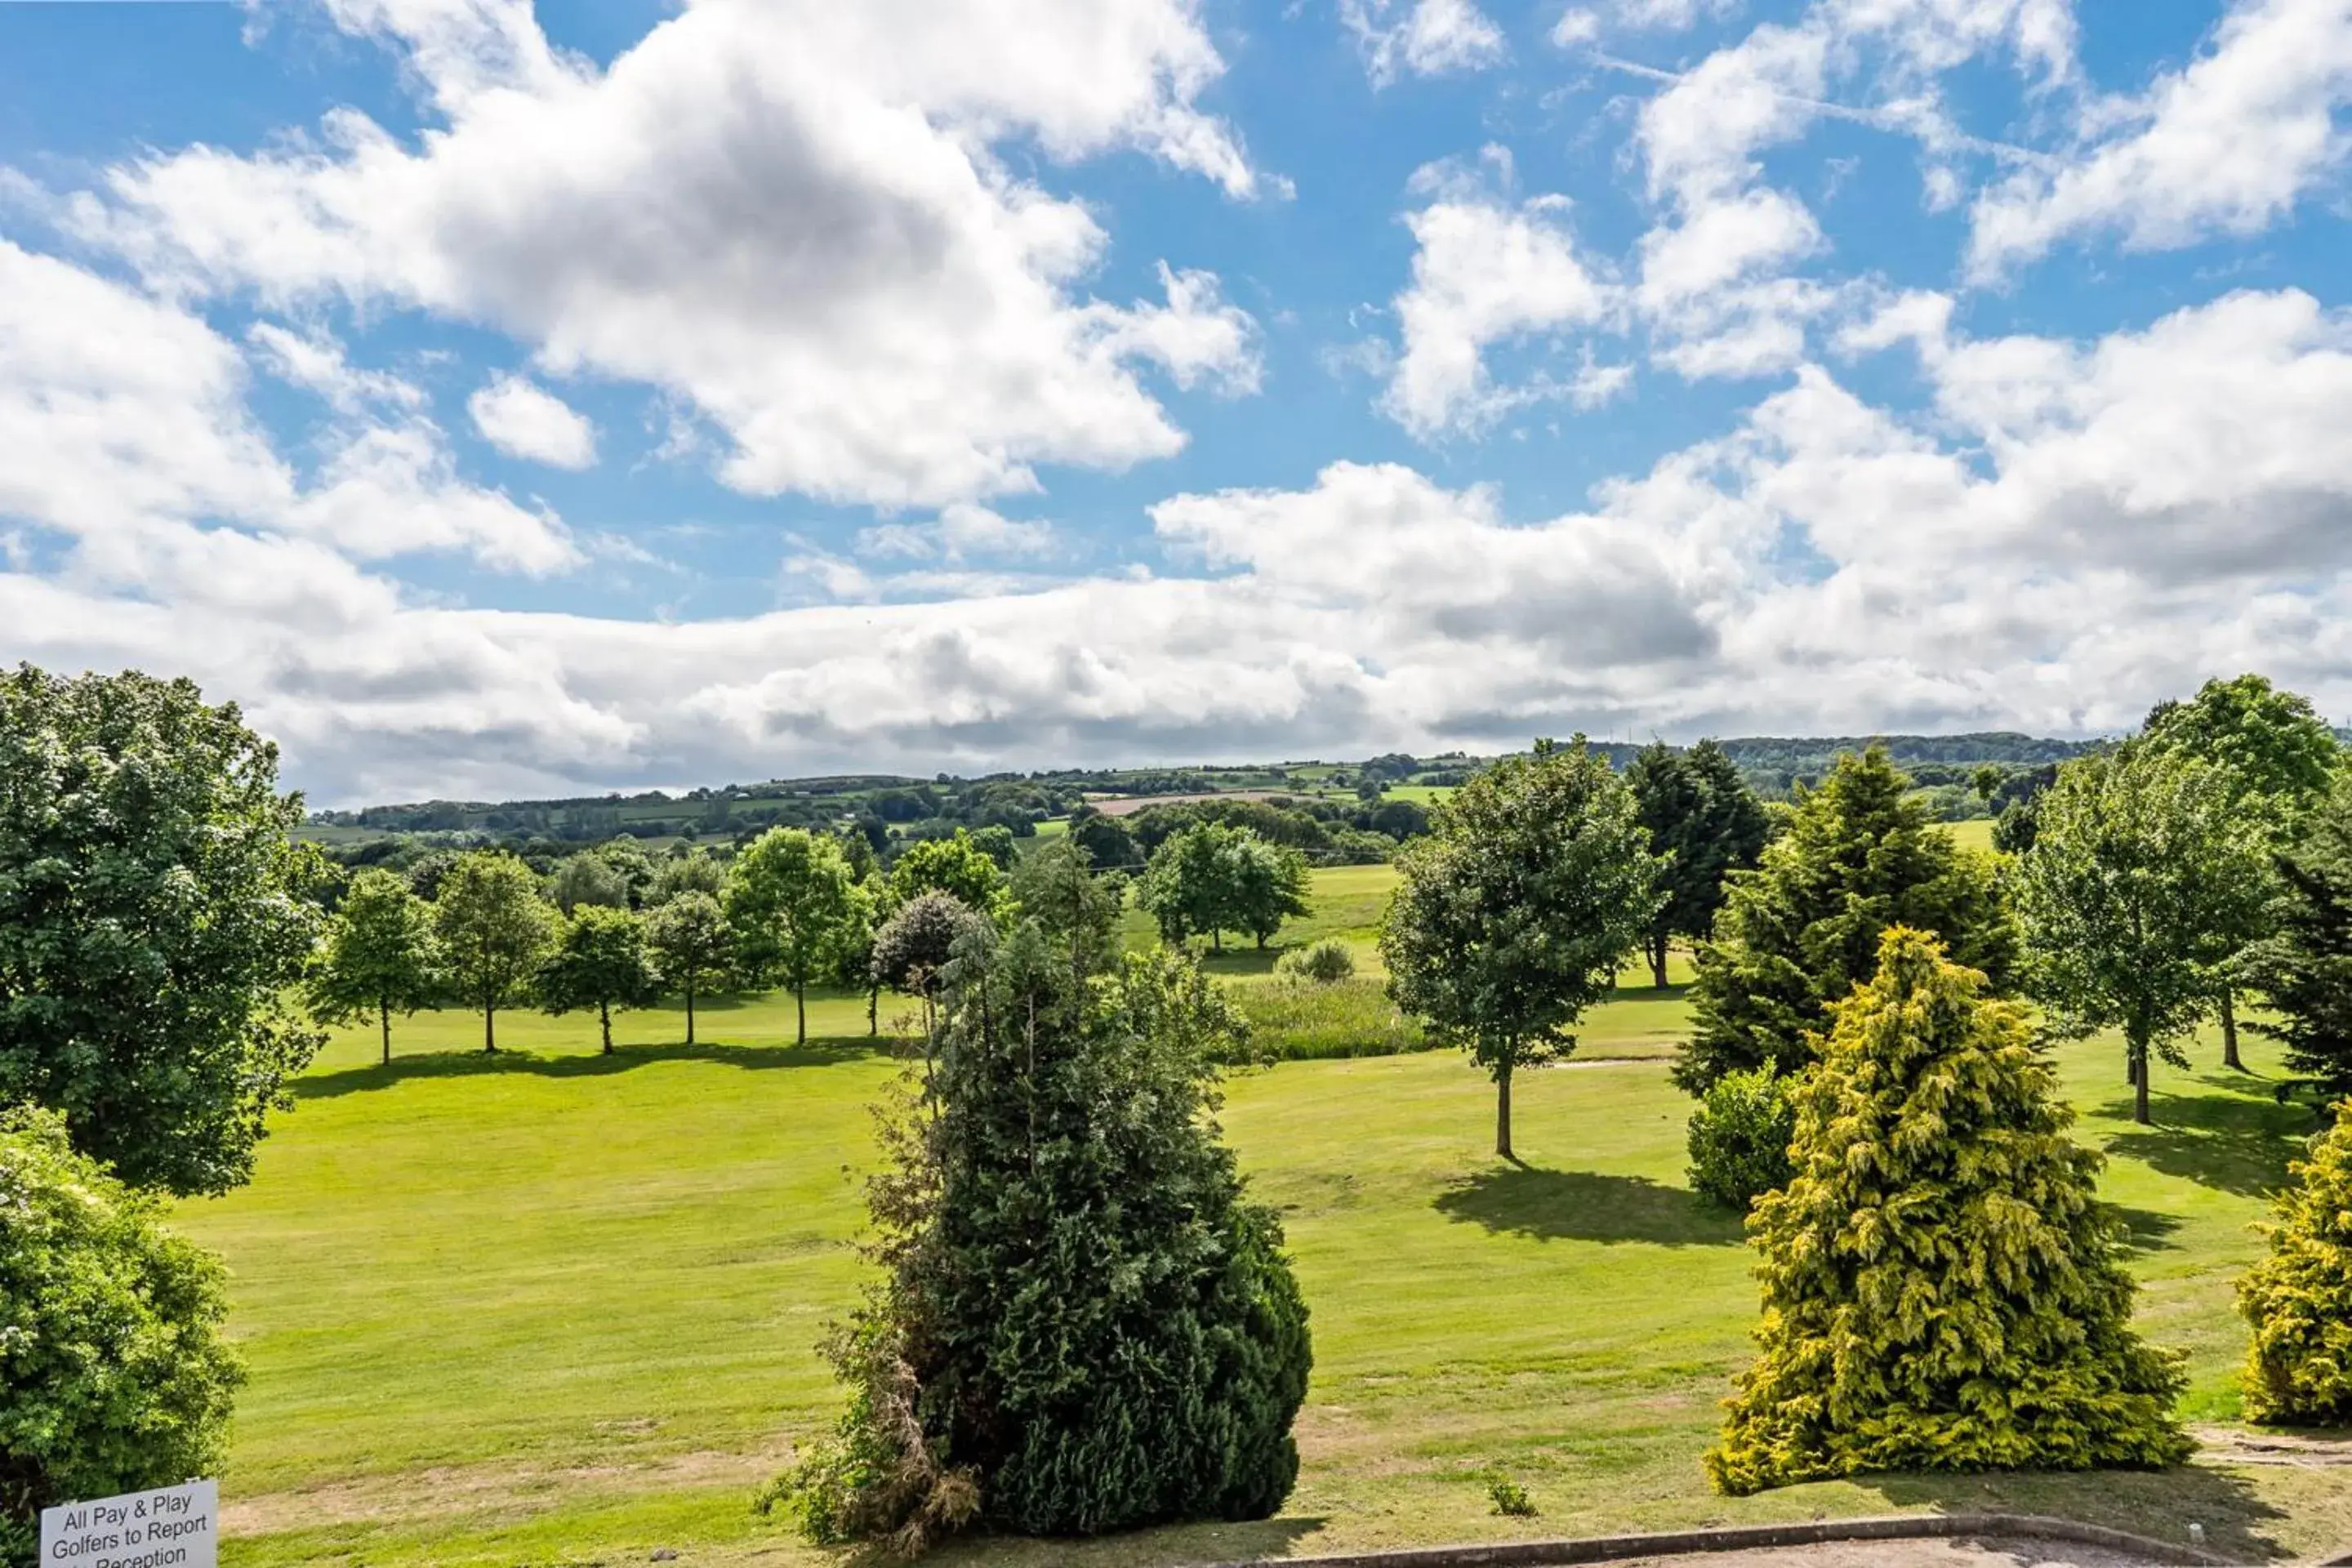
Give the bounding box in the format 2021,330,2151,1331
433,849,562,1055
2142,672,2341,826
2012,745,2269,1123
306,866,438,1067
729,828,862,1045
1139,823,1309,954
1707,929,2189,1494
1381,738,1661,1159
2242,775,2352,1111
0,665,325,1196
1627,739,1771,990
2237,1112,2352,1424
644,891,730,1048
888,831,1009,920
537,905,659,1054
1676,746,2017,1098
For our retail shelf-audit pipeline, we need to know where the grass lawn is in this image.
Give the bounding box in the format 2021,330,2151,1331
173,851,2351,1566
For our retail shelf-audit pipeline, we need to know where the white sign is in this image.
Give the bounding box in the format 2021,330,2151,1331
39,1480,216,1568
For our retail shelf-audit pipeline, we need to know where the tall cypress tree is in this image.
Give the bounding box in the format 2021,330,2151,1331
1707,928,2189,1495
770,925,1311,1549
2238,1114,2352,1424
1675,746,2016,1096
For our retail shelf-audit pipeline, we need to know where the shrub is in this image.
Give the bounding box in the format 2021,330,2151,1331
1487,1480,1536,1517
2238,1113,2352,1424
1685,1067,1795,1210
770,933,1312,1548
1227,978,1428,1061
1276,939,1356,984
1706,928,2189,1495
0,1107,243,1563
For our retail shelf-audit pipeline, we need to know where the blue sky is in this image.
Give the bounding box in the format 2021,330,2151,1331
2,0,2349,803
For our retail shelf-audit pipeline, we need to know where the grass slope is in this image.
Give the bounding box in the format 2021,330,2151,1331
173,860,2350,1566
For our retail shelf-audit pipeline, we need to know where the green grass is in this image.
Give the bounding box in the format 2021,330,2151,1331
169,856,2349,1566
1228,978,1432,1059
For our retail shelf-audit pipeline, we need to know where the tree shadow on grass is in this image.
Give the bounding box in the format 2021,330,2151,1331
1864,1459,2291,1562
2095,1075,2311,1199
1432,1165,1744,1247
296,1036,899,1100
927,1513,1330,1566
2109,1204,2185,1258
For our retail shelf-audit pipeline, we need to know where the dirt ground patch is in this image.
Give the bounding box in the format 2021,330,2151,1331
1603,1539,2176,1568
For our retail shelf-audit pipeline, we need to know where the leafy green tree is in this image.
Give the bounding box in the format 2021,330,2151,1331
1009,836,1124,990
2144,674,2343,1067
592,838,657,906
871,890,992,1040
2013,746,2269,1124
0,1106,243,1562
968,823,1019,871
1685,1067,1794,1211
889,831,1009,919
0,665,325,1196
1068,809,1142,871
731,827,861,1045
768,930,1310,1548
649,848,726,906
1707,929,2189,1494
645,891,730,1047
434,850,562,1054
1381,738,1662,1159
305,867,439,1067
2244,777,2352,1111
548,852,630,914
1627,739,1770,990
2237,1113,2352,1423
538,905,659,1053
1676,746,2017,1098
1138,822,1236,951
1229,832,1311,951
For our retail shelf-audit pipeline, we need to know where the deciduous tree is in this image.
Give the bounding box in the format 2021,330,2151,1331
889,831,1009,919
2012,746,2268,1124
1707,929,2189,1494
538,904,659,1053
306,867,438,1067
645,891,730,1047
1009,836,1124,991
1229,832,1311,951
1627,739,1770,990
434,850,561,1054
549,853,630,914
0,665,325,1196
1676,746,2017,1098
1380,738,1661,1160
730,827,861,1045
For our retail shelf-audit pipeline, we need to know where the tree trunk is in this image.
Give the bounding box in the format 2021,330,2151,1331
685,982,697,1047
483,1004,497,1054
380,1000,392,1067
1495,1058,1514,1161
2131,1033,2151,1125
1650,933,1671,991
1211,928,1223,954
868,983,879,1036
2221,987,2243,1071
1256,931,1267,951
796,982,807,1045
600,1000,612,1054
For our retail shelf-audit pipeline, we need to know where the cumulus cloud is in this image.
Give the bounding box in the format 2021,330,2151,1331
1968,0,2352,277
468,375,598,470
74,0,1263,509
1344,0,1509,87
858,503,1057,562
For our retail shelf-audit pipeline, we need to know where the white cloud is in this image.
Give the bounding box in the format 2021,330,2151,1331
858,503,1056,561
468,374,598,470
73,0,1263,510
1383,156,1611,436
1343,0,1508,87
1968,0,2352,277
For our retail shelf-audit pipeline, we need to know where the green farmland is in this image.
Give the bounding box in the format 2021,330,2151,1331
175,857,2350,1566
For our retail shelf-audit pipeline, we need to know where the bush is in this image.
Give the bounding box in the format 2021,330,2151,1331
1276,939,1356,984
0,1107,243,1563
1487,1480,1536,1517
2238,1114,2352,1424
1227,978,1429,1061
1706,928,2189,1495
1686,1068,1795,1210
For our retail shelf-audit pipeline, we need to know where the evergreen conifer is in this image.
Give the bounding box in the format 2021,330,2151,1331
2238,1114,2352,1424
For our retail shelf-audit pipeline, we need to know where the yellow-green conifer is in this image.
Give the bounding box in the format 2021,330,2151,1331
2238,1114,2352,1423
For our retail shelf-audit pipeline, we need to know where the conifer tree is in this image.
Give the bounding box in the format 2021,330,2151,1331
769,925,1311,1549
2237,1114,2352,1424
1707,928,2189,1495
2245,775,2352,1111
1676,746,2017,1096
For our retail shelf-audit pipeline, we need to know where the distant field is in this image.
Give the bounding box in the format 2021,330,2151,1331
1086,789,1313,816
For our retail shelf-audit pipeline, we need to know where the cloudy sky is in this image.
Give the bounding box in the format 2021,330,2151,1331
2,0,2350,804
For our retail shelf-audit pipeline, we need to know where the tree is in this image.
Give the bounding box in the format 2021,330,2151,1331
1228,833,1311,951
1139,822,1243,953
0,1106,243,1563
1068,809,1142,871
871,890,992,1040
649,849,726,906
1676,746,2017,1098
2246,776,2352,1111
767,930,1310,1548
434,850,561,1054
1009,836,1124,991
888,831,1009,918
2237,1113,2352,1423
538,905,659,1053
1627,739,1770,990
2012,746,2269,1124
730,827,861,1045
1380,738,1662,1160
305,867,438,1067
1706,929,2189,1495
2144,674,2343,1069
548,853,630,914
0,665,325,1196
645,891,730,1048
